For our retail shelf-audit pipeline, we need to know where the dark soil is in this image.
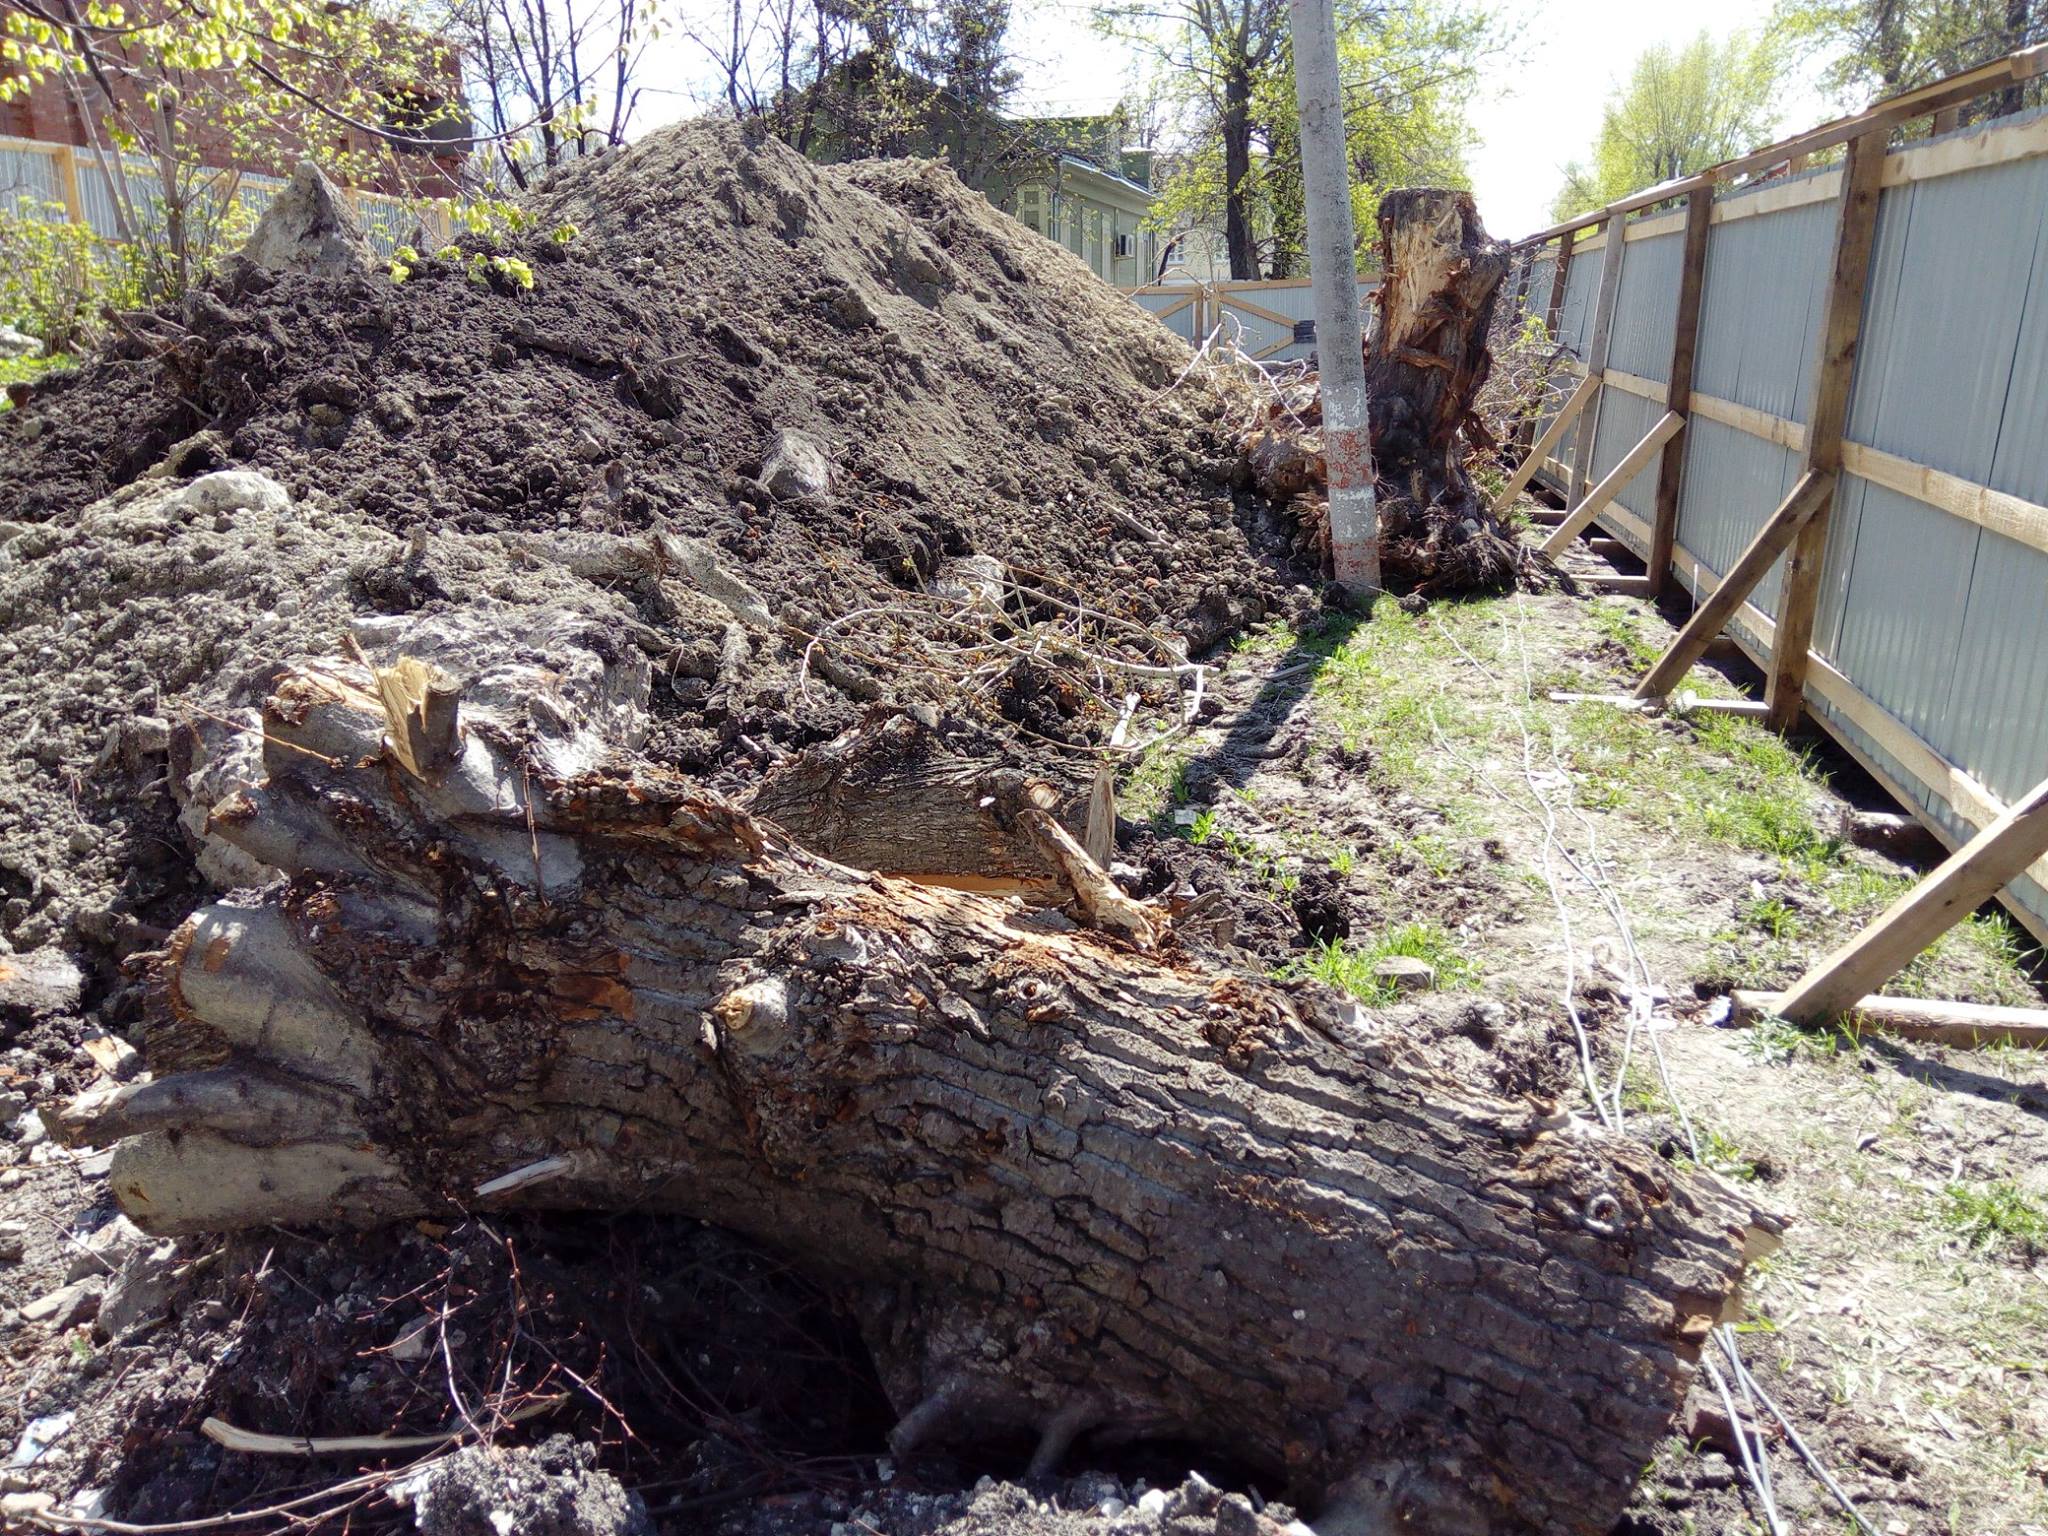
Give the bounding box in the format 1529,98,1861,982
0,117,1336,1536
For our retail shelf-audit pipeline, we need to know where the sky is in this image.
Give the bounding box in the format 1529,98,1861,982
645,0,1836,241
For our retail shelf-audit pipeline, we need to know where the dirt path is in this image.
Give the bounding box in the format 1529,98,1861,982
1138,582,2048,1536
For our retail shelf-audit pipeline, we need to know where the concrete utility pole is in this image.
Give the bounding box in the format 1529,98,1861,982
1287,0,1378,595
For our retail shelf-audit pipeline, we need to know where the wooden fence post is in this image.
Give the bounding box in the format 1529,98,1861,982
51,143,85,225
1648,186,1712,595
1765,127,1887,732
1512,234,1576,456
1567,213,1626,504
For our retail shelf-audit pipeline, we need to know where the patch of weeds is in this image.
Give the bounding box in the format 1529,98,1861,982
1312,605,1497,782
1742,1012,1855,1065
1291,922,1479,1005
1231,619,1300,657
1697,1125,1758,1181
1585,599,1662,671
1940,1181,2046,1253
1617,1060,1666,1114
1121,738,1196,825
0,351,72,404
1184,808,1218,846
1329,844,1357,877
1688,713,1844,868
1563,700,1847,873
1702,927,1800,990
1892,908,2044,1006
1392,830,1463,878
1740,895,1802,941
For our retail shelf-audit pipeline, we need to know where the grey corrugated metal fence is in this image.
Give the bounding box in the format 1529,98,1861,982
1511,105,2048,944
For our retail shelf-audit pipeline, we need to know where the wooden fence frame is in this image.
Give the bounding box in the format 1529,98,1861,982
1505,50,2048,948
0,132,442,247
1123,274,1380,362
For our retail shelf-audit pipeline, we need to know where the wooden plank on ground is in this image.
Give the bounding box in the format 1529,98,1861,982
1769,773,2048,1026
1568,219,1628,502
1767,127,1887,732
1650,187,1712,597
1732,990,2048,1048
1493,373,1598,514
1540,412,1685,557
1633,469,1837,699
1583,574,1652,595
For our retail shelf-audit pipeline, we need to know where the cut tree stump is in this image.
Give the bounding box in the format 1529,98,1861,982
1366,189,1525,591
71,625,1777,1534
1251,189,1531,594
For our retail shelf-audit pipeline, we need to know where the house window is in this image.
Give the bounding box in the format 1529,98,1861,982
1015,186,1044,234
1114,232,1137,259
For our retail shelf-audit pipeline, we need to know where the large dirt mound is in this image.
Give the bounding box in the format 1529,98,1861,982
0,118,1308,977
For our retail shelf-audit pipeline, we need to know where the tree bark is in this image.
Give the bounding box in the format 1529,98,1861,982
71,634,1775,1534
1250,188,1538,593
1222,65,1258,281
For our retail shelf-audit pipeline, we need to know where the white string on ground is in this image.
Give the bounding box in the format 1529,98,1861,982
1434,595,1867,1533
1702,1352,1787,1536
1722,1327,1883,1536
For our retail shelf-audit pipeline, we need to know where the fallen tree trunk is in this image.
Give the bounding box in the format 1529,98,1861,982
75,625,1772,1533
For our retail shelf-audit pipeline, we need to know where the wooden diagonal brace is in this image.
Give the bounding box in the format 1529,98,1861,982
1538,411,1685,557
1632,469,1838,701
1492,373,1598,515
1766,774,2048,1025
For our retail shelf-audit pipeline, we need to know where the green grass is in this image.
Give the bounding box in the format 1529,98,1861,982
1292,921,1478,1005
1560,700,1844,875
1741,1012,1857,1065
1740,894,1802,941
1312,601,1504,784
1940,1181,2046,1253
1120,737,1196,825
0,350,71,405
1585,599,1663,671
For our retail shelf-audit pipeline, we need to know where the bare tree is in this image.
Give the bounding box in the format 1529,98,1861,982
441,0,663,190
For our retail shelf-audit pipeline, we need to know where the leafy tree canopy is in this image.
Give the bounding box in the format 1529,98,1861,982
1550,29,1784,223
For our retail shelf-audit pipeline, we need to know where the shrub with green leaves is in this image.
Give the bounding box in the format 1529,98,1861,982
0,200,143,352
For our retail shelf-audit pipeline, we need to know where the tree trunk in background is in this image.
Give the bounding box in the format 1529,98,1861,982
66,635,1777,1534
1223,66,1257,280
2002,0,2034,114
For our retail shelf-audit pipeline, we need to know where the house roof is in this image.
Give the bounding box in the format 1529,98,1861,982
1053,153,1155,201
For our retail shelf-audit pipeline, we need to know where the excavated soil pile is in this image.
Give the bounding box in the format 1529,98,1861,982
0,118,1307,980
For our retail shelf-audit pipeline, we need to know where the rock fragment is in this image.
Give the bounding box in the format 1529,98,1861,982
762,428,831,501
238,160,374,276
